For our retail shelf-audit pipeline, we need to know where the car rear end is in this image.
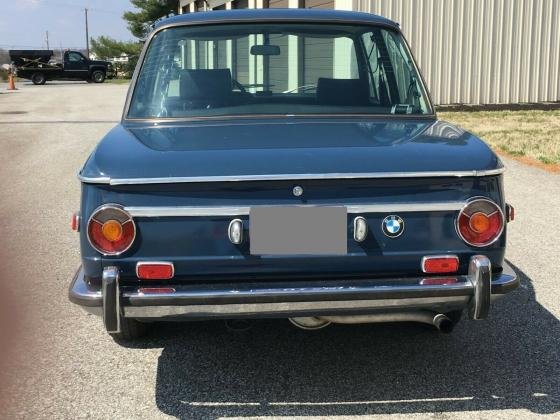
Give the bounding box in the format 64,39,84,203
68,10,518,339
69,173,517,335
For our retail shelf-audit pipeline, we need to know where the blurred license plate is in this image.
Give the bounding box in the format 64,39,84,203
250,206,347,255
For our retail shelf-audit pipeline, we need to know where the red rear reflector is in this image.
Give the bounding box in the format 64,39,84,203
422,256,459,274
138,287,176,294
136,262,174,280
506,203,515,222
420,277,458,286
71,212,80,231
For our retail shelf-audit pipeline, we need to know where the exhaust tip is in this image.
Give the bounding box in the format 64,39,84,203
433,314,454,334
289,317,331,330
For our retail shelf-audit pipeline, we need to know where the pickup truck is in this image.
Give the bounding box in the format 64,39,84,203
9,50,114,85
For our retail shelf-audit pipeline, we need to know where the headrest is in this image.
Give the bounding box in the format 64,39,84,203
316,78,369,106
179,69,232,100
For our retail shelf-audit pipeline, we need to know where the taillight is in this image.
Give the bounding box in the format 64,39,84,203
456,198,504,247
87,204,136,255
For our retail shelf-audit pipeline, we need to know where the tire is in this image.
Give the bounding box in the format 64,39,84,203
109,317,149,341
91,70,106,83
31,72,46,85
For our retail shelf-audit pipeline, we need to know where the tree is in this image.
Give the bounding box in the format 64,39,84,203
90,36,143,77
90,36,142,59
123,0,178,39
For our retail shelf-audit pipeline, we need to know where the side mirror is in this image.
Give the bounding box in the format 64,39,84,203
250,45,280,56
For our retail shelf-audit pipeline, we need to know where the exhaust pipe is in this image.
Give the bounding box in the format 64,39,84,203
289,312,454,333
432,313,454,334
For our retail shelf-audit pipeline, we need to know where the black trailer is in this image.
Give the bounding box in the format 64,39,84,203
9,50,114,85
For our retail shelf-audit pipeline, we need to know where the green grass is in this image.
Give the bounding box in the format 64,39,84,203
106,78,131,84
440,109,560,166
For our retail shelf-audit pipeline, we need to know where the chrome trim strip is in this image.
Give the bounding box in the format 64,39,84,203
78,168,505,185
124,201,466,218
122,296,470,318
127,206,250,217
78,174,111,184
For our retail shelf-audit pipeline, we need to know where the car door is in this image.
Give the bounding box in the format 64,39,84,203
64,52,89,79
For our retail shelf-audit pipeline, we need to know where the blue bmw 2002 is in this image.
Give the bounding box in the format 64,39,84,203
69,9,518,340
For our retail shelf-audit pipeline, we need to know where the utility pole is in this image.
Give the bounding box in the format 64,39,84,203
45,30,49,49
84,8,90,58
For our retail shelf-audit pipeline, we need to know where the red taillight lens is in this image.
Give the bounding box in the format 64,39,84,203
457,198,504,247
422,256,459,273
137,262,174,280
87,205,136,255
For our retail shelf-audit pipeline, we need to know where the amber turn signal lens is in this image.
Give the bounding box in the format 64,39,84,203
469,212,490,233
101,219,123,241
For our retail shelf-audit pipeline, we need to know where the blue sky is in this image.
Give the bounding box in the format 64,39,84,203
0,0,138,50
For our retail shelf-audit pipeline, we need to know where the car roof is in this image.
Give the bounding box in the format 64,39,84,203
155,8,399,30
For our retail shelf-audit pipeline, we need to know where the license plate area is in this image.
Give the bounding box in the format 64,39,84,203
250,206,347,255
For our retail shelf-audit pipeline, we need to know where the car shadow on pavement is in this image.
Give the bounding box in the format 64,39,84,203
122,260,560,418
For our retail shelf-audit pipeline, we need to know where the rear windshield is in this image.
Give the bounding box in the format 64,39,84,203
128,23,432,119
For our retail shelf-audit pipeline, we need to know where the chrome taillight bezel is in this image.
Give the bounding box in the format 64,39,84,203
455,197,505,248
86,204,136,256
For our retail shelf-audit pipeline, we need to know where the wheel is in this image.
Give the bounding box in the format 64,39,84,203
91,70,106,83
31,72,46,85
109,317,149,341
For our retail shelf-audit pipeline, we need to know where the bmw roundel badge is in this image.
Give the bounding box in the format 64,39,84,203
382,215,405,238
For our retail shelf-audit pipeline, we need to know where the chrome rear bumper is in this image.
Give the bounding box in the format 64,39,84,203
69,256,518,333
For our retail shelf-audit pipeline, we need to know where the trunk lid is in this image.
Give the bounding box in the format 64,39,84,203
80,118,502,182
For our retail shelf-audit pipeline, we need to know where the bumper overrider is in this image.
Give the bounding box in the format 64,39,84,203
69,255,518,333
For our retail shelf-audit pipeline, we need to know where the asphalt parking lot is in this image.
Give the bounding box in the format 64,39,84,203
0,81,559,419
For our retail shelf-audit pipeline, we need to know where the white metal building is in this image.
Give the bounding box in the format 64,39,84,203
177,0,560,106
